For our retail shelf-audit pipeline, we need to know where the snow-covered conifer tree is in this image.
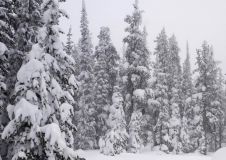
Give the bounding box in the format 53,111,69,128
123,0,151,152
0,0,45,159
168,35,183,153
1,0,79,159
99,85,128,155
75,0,97,150
214,68,225,150
181,42,195,152
194,42,223,154
94,27,120,142
152,28,171,152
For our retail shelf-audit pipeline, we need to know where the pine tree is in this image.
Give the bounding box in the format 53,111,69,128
99,85,128,155
152,28,171,152
123,0,151,152
194,42,223,154
1,0,79,159
75,0,97,149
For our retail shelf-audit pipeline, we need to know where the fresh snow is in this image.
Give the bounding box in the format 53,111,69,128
12,151,27,160
76,150,211,160
39,123,67,148
212,147,226,160
28,44,43,60
13,98,41,124
17,59,44,83
2,98,42,139
69,74,79,89
60,103,74,122
133,89,146,100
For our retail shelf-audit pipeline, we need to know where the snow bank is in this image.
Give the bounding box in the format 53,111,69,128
0,42,7,55
212,147,226,160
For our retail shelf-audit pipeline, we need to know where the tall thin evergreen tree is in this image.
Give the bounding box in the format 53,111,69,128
75,0,97,150
123,0,151,152
153,28,171,152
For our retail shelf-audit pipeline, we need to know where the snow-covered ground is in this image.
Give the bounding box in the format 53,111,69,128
76,150,212,160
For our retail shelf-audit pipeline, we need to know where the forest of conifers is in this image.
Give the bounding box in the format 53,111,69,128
0,0,225,160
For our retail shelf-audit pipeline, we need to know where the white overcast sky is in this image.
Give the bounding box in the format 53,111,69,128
60,0,226,73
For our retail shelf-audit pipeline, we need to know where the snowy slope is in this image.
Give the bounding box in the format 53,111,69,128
76,150,211,160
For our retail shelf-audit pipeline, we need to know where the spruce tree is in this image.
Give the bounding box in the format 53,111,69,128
0,0,43,159
152,28,171,152
168,35,183,153
181,42,195,152
123,0,151,152
75,0,97,149
94,27,119,142
194,42,222,154
214,68,225,150
1,0,79,159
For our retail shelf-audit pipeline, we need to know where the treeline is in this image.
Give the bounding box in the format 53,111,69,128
0,0,225,159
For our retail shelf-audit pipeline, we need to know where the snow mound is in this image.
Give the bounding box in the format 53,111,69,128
212,147,226,160
0,42,7,55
